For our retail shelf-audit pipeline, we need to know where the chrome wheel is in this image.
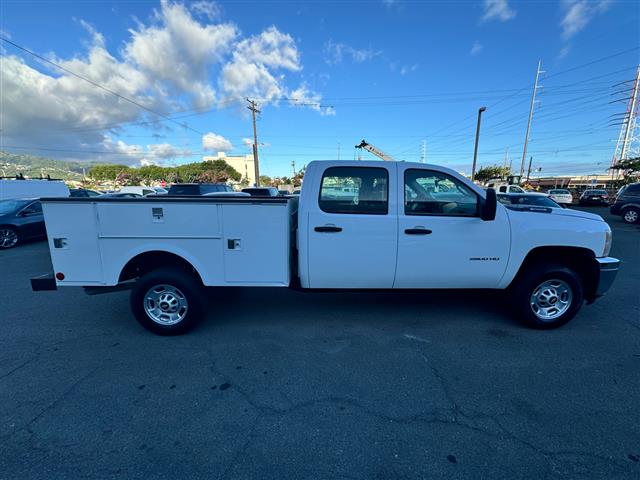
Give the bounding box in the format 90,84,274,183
623,209,638,223
530,279,573,321
0,228,18,249
143,284,188,325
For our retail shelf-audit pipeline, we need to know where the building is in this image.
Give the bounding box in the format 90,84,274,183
203,152,256,186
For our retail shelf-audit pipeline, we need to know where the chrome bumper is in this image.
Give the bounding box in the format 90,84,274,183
595,257,620,297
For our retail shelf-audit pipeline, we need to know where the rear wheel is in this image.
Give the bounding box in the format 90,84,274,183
130,267,205,335
510,264,584,329
622,207,639,224
0,227,19,249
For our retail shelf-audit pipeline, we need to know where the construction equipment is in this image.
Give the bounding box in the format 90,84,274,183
355,140,395,161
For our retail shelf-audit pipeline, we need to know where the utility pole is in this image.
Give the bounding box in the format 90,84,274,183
526,156,533,182
420,139,427,163
291,160,296,178
247,98,261,187
337,142,341,160
471,106,486,182
520,60,544,180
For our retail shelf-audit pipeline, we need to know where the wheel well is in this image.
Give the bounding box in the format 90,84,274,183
511,246,599,300
119,251,203,284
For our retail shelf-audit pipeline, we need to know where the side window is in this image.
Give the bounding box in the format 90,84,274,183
319,167,388,214
24,202,42,214
498,186,507,193
143,189,154,195
404,169,478,216
627,184,640,195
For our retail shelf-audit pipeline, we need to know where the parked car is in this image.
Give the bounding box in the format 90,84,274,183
0,198,45,249
0,179,69,200
203,191,250,197
167,184,233,196
242,187,280,197
69,188,102,198
547,189,573,205
100,192,143,198
32,160,618,334
497,193,562,209
486,182,525,194
118,186,159,196
609,182,640,224
579,189,610,205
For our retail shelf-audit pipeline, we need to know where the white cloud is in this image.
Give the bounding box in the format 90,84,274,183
323,40,382,65
203,132,233,151
558,45,571,59
480,0,516,22
190,1,222,20
382,0,397,7
242,137,253,147
1,1,326,163
147,142,191,158
399,64,419,75
288,83,335,116
470,41,483,56
560,0,611,39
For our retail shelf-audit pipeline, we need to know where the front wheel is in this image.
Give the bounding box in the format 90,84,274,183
510,265,584,329
0,227,19,249
130,267,205,335
622,207,639,224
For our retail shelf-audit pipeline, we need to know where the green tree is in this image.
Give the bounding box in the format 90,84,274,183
474,165,511,184
610,157,640,185
89,164,130,181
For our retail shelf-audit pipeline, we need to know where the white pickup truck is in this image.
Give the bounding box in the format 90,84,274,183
31,160,619,334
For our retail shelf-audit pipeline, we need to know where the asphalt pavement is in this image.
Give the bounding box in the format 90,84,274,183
1,206,639,479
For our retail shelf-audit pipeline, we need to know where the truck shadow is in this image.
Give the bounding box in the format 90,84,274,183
201,286,516,330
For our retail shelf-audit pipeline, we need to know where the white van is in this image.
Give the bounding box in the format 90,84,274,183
0,179,70,200
118,186,161,196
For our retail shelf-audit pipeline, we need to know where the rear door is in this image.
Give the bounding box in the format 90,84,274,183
395,166,510,288
307,165,397,288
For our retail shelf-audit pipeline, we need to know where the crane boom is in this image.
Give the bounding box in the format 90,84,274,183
355,140,395,161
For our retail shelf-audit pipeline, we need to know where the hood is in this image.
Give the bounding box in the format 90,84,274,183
550,207,604,222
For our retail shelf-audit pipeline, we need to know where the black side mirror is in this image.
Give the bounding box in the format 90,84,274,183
480,188,497,221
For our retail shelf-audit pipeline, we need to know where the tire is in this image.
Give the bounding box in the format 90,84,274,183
510,264,584,329
130,267,205,335
0,227,19,249
621,207,639,224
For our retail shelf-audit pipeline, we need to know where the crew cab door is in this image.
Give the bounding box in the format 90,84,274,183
306,165,397,288
394,166,510,288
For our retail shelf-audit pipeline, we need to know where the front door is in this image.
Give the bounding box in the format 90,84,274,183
394,166,510,289
307,165,398,288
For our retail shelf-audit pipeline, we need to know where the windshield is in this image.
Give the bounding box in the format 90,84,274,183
0,200,25,215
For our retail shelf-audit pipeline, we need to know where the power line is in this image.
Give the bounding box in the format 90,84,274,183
0,35,205,135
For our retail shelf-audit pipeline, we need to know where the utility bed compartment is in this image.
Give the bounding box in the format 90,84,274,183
41,197,296,288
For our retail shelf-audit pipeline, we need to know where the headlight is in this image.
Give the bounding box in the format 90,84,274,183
602,227,612,257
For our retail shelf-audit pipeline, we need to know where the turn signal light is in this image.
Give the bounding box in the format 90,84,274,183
55,272,65,281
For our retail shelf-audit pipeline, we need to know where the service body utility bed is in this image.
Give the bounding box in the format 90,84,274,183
42,196,297,288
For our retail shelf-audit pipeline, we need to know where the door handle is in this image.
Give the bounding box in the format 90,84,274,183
404,228,432,235
314,226,343,233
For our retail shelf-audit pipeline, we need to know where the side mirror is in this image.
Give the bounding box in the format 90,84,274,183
480,188,497,221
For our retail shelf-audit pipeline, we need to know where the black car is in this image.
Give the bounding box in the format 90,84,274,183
579,189,610,205
0,198,46,249
69,188,102,198
610,182,640,224
497,193,561,208
167,183,233,196
241,187,280,197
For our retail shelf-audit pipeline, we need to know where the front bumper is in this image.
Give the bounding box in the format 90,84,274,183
594,257,620,297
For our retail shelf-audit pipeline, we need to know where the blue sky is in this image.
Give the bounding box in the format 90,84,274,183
1,0,639,177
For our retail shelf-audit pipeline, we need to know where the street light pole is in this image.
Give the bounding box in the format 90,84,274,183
471,106,486,182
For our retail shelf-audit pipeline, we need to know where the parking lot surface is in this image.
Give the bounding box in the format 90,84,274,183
1,207,639,479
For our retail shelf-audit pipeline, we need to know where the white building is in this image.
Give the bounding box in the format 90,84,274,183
203,152,256,186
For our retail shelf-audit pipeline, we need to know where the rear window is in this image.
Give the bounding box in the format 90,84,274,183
168,185,199,195
200,185,230,194
549,189,569,194
319,166,388,215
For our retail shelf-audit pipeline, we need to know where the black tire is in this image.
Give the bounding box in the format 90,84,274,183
130,267,205,335
621,206,639,224
510,264,584,329
0,226,20,249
